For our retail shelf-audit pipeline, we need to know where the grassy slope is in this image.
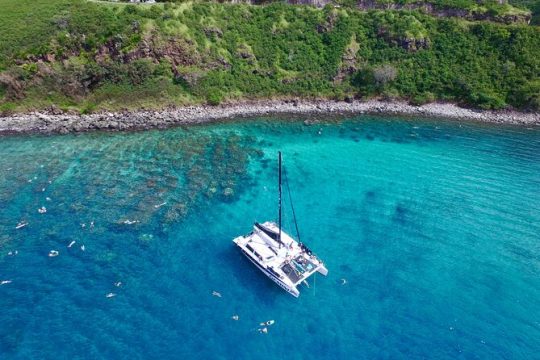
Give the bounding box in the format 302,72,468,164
0,0,538,113
0,0,71,70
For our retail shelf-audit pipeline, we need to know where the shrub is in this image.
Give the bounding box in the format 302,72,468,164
206,89,223,106
0,101,16,116
127,59,155,86
410,92,436,105
373,65,398,87
80,102,97,114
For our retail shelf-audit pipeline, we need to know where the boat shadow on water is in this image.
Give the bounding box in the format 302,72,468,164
221,246,287,305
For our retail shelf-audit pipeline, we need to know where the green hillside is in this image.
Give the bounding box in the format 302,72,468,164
0,0,538,113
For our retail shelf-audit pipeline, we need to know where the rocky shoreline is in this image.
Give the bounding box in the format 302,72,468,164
0,100,539,135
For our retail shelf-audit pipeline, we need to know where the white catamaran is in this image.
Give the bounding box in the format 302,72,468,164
233,152,328,297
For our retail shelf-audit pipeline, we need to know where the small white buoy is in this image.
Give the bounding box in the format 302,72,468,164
231,315,239,321
46,197,51,201
48,250,59,257
81,223,86,228
212,291,222,298
41,188,45,192
106,293,116,298
68,241,76,248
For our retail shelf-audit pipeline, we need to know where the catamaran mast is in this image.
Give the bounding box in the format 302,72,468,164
278,151,282,247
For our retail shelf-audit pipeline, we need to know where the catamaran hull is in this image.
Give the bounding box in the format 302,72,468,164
238,247,300,298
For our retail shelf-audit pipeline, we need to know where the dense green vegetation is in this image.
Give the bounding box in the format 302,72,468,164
0,0,538,113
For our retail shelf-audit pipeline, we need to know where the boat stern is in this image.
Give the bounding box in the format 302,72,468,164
317,264,329,276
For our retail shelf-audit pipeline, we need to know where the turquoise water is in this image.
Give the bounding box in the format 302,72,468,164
0,116,539,359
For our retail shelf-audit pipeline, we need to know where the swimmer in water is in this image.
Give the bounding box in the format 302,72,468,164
231,315,239,321
114,282,122,287
48,250,59,257
68,241,76,248
260,320,275,326
212,291,222,298
80,245,85,251
1,280,12,285
38,206,47,214
106,293,116,298
340,278,347,285
258,327,268,334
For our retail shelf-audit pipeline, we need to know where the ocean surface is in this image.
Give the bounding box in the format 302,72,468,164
0,115,539,359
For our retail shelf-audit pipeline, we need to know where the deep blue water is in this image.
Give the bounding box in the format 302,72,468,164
0,116,539,359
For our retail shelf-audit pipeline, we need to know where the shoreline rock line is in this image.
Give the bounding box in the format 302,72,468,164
0,100,538,135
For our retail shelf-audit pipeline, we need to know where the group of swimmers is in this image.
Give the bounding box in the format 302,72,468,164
213,290,276,334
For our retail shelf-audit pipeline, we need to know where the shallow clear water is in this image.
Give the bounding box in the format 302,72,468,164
0,116,539,359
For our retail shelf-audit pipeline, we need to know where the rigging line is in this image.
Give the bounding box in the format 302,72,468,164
278,151,282,247
283,166,301,243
